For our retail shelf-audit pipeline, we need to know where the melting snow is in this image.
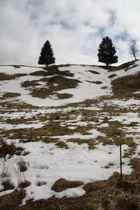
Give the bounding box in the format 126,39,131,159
0,62,140,203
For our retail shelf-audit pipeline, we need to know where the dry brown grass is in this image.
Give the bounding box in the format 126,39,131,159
51,178,84,192
2,92,21,98
111,72,140,98
102,60,137,71
2,172,139,210
0,73,26,80
0,137,24,158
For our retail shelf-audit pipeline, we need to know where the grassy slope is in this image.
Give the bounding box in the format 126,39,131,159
0,61,140,209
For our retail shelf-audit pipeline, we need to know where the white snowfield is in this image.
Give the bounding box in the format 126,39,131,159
0,61,140,204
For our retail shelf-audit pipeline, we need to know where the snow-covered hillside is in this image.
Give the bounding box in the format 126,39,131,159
0,61,140,204
0,64,111,107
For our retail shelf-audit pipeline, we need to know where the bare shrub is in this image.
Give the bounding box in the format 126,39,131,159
0,137,24,158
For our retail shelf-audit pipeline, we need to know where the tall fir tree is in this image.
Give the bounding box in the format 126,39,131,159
38,40,55,66
97,36,118,66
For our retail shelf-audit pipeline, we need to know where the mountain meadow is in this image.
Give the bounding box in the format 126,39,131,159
0,60,140,209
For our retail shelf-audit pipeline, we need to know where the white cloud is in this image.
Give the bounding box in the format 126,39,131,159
0,0,140,65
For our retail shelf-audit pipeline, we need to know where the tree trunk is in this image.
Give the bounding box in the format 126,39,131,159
106,62,109,67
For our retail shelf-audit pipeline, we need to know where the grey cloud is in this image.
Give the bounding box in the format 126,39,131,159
0,0,140,65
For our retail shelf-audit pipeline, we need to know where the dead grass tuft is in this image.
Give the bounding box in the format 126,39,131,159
67,138,96,150
1,178,15,191
111,72,140,98
0,190,25,209
88,70,100,74
0,73,26,80
102,60,137,72
0,137,24,158
56,93,73,99
17,158,28,172
51,178,84,192
2,92,21,98
129,158,140,172
55,141,69,149
18,180,31,188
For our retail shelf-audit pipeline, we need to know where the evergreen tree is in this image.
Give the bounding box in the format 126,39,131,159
38,40,55,66
97,36,118,66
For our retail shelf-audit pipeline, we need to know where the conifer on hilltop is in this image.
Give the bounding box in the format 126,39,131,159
38,40,55,66
97,36,118,66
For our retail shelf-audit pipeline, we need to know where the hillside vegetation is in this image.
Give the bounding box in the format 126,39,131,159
0,60,140,209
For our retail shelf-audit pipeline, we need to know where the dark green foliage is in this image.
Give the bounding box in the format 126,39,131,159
38,40,55,66
97,36,118,66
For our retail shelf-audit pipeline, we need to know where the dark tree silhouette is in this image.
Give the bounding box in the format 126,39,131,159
38,40,55,66
97,36,118,66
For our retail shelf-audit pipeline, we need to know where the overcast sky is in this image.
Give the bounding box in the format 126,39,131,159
0,0,140,66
